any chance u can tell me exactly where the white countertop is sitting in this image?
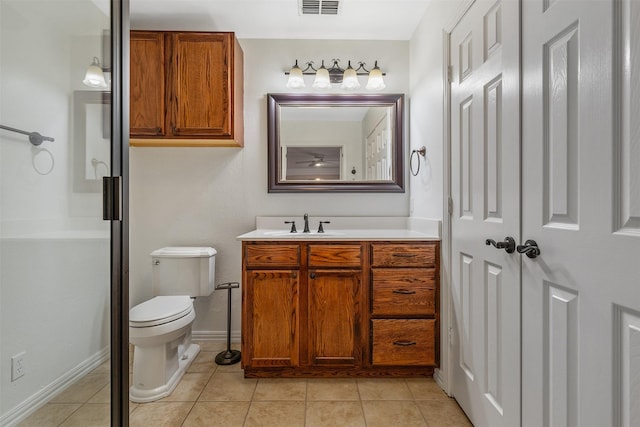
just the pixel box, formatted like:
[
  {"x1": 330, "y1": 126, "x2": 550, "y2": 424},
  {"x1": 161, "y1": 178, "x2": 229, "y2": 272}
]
[{"x1": 237, "y1": 216, "x2": 440, "y2": 241}]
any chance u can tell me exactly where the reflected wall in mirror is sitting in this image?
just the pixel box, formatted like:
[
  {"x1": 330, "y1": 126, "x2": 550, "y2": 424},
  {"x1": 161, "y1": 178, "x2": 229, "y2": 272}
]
[
  {"x1": 73, "y1": 91, "x2": 110, "y2": 192},
  {"x1": 268, "y1": 93, "x2": 404, "y2": 192}
]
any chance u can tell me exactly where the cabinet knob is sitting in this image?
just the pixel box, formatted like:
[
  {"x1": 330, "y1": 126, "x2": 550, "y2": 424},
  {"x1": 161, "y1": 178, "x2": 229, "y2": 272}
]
[
  {"x1": 292, "y1": 272, "x2": 297, "y2": 279},
  {"x1": 310, "y1": 272, "x2": 316, "y2": 279}
]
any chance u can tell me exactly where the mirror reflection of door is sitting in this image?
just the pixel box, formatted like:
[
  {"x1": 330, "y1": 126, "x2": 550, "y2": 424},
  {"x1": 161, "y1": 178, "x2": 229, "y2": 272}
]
[
  {"x1": 365, "y1": 109, "x2": 392, "y2": 180},
  {"x1": 284, "y1": 146, "x2": 343, "y2": 180}
]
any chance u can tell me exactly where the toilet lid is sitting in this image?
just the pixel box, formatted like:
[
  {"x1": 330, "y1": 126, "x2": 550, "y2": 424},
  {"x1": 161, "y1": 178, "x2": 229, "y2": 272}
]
[{"x1": 130, "y1": 296, "x2": 193, "y2": 327}]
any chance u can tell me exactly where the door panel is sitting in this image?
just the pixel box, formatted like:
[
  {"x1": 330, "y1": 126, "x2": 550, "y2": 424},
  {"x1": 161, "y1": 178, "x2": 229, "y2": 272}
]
[
  {"x1": 522, "y1": 0, "x2": 640, "y2": 426},
  {"x1": 449, "y1": 1, "x2": 520, "y2": 426}
]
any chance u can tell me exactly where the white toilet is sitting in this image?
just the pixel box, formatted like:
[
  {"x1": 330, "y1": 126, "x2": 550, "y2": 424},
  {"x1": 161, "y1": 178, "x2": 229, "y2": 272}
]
[{"x1": 129, "y1": 246, "x2": 217, "y2": 403}]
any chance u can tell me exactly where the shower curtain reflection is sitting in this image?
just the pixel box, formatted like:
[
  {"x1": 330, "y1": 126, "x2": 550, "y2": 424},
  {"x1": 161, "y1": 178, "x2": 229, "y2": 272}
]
[{"x1": 0, "y1": 0, "x2": 113, "y2": 425}]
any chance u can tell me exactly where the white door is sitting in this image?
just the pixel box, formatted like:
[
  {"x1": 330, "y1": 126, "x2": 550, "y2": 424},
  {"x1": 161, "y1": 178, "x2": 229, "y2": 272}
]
[
  {"x1": 449, "y1": 1, "x2": 521, "y2": 425},
  {"x1": 521, "y1": 0, "x2": 640, "y2": 426}
]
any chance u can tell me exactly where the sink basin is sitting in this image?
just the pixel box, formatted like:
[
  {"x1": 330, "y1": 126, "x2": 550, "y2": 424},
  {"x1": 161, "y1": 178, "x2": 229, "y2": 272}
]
[{"x1": 262, "y1": 230, "x2": 345, "y2": 238}]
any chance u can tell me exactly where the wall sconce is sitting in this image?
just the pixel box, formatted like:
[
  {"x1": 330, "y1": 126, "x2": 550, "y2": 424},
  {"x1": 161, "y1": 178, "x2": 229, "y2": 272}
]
[
  {"x1": 82, "y1": 57, "x2": 110, "y2": 88},
  {"x1": 285, "y1": 59, "x2": 386, "y2": 90}
]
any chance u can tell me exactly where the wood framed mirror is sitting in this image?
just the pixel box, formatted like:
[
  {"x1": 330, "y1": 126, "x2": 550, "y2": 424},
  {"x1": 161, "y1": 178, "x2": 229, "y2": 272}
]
[{"x1": 267, "y1": 93, "x2": 405, "y2": 193}]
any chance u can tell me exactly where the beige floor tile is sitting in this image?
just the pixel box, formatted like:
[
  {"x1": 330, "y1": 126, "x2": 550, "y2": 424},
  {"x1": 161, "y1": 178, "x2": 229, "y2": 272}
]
[
  {"x1": 198, "y1": 372, "x2": 257, "y2": 401},
  {"x1": 306, "y1": 401, "x2": 366, "y2": 427},
  {"x1": 160, "y1": 372, "x2": 211, "y2": 402},
  {"x1": 362, "y1": 400, "x2": 427, "y2": 427},
  {"x1": 88, "y1": 384, "x2": 110, "y2": 404},
  {"x1": 244, "y1": 401, "x2": 305, "y2": 427},
  {"x1": 18, "y1": 403, "x2": 81, "y2": 427},
  {"x1": 182, "y1": 401, "x2": 250, "y2": 427},
  {"x1": 49, "y1": 373, "x2": 109, "y2": 404},
  {"x1": 252, "y1": 378, "x2": 307, "y2": 401},
  {"x1": 129, "y1": 402, "x2": 139, "y2": 414},
  {"x1": 416, "y1": 399, "x2": 473, "y2": 427},
  {"x1": 405, "y1": 377, "x2": 449, "y2": 400},
  {"x1": 59, "y1": 403, "x2": 110, "y2": 427},
  {"x1": 187, "y1": 351, "x2": 218, "y2": 374},
  {"x1": 214, "y1": 358, "x2": 244, "y2": 373},
  {"x1": 307, "y1": 378, "x2": 360, "y2": 401},
  {"x1": 357, "y1": 378, "x2": 413, "y2": 400},
  {"x1": 129, "y1": 402, "x2": 194, "y2": 427}
]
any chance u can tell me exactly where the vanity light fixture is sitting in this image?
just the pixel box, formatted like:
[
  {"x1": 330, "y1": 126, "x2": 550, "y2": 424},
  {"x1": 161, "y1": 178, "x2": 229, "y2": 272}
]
[
  {"x1": 285, "y1": 59, "x2": 385, "y2": 90},
  {"x1": 82, "y1": 57, "x2": 110, "y2": 88}
]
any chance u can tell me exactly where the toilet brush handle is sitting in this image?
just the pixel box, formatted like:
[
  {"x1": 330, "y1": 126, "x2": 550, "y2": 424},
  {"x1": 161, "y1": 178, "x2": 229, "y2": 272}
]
[{"x1": 215, "y1": 281, "x2": 239, "y2": 290}]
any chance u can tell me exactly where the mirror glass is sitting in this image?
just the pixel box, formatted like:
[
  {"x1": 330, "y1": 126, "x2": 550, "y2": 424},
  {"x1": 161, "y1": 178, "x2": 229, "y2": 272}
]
[
  {"x1": 268, "y1": 93, "x2": 404, "y2": 192},
  {"x1": 73, "y1": 91, "x2": 110, "y2": 192}
]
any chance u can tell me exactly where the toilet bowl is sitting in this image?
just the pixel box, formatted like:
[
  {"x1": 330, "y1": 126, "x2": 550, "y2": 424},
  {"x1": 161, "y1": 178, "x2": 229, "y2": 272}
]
[
  {"x1": 129, "y1": 247, "x2": 216, "y2": 403},
  {"x1": 129, "y1": 296, "x2": 200, "y2": 403}
]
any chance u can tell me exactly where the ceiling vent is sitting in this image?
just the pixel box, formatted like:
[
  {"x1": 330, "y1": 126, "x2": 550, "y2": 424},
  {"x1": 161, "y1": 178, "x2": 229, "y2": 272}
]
[{"x1": 300, "y1": 0, "x2": 340, "y2": 15}]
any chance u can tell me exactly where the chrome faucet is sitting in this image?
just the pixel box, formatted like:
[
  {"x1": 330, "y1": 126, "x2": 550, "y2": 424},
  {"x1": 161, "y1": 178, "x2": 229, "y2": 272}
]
[{"x1": 303, "y1": 213, "x2": 310, "y2": 233}]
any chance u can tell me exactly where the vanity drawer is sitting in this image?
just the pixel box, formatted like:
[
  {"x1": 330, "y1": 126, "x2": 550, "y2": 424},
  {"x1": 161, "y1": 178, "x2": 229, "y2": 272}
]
[
  {"x1": 245, "y1": 244, "x2": 300, "y2": 268},
  {"x1": 371, "y1": 268, "x2": 436, "y2": 316},
  {"x1": 371, "y1": 243, "x2": 436, "y2": 267},
  {"x1": 371, "y1": 319, "x2": 436, "y2": 366},
  {"x1": 308, "y1": 244, "x2": 361, "y2": 268}
]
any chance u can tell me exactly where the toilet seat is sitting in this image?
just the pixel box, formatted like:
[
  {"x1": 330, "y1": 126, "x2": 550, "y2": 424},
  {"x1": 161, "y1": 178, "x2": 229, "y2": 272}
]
[{"x1": 130, "y1": 296, "x2": 193, "y2": 328}]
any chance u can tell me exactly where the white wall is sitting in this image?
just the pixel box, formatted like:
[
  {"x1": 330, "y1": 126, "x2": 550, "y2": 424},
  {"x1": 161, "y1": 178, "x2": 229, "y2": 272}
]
[
  {"x1": 408, "y1": 0, "x2": 468, "y2": 220},
  {"x1": 129, "y1": 38, "x2": 410, "y2": 339}
]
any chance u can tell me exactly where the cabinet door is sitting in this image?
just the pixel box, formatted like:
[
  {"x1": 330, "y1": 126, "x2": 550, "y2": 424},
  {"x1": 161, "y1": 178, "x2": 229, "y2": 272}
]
[
  {"x1": 169, "y1": 32, "x2": 232, "y2": 138},
  {"x1": 308, "y1": 269, "x2": 361, "y2": 367},
  {"x1": 130, "y1": 31, "x2": 166, "y2": 136},
  {"x1": 243, "y1": 270, "x2": 299, "y2": 368}
]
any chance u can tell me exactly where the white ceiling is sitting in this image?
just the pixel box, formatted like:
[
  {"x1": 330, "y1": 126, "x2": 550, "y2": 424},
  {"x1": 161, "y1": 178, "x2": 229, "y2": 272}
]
[{"x1": 129, "y1": 0, "x2": 432, "y2": 40}]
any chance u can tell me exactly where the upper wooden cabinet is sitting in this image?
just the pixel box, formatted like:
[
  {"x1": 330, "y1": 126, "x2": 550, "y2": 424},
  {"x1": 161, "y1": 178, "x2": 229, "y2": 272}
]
[{"x1": 130, "y1": 31, "x2": 244, "y2": 147}]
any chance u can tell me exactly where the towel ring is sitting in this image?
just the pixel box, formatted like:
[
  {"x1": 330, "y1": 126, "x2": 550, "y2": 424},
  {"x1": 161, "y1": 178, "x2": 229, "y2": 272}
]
[
  {"x1": 32, "y1": 146, "x2": 55, "y2": 176},
  {"x1": 410, "y1": 146, "x2": 427, "y2": 176}
]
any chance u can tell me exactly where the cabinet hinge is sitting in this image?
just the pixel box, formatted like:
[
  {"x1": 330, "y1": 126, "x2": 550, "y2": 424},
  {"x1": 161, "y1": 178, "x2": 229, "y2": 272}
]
[
  {"x1": 449, "y1": 327, "x2": 454, "y2": 345},
  {"x1": 448, "y1": 197, "x2": 453, "y2": 215},
  {"x1": 447, "y1": 65, "x2": 453, "y2": 83}
]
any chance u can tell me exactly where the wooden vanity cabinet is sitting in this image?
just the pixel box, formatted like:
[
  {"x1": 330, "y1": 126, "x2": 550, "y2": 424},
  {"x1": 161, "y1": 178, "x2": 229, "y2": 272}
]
[
  {"x1": 241, "y1": 240, "x2": 439, "y2": 377},
  {"x1": 307, "y1": 244, "x2": 362, "y2": 368},
  {"x1": 130, "y1": 31, "x2": 244, "y2": 147},
  {"x1": 242, "y1": 245, "x2": 299, "y2": 368}
]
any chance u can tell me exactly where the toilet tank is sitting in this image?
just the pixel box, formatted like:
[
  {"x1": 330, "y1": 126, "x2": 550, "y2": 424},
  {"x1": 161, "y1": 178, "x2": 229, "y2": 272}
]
[{"x1": 150, "y1": 247, "x2": 217, "y2": 297}]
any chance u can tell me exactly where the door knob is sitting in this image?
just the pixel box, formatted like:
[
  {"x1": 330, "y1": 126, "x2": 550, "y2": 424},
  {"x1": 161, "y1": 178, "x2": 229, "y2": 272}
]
[
  {"x1": 485, "y1": 237, "x2": 516, "y2": 253},
  {"x1": 517, "y1": 240, "x2": 540, "y2": 259}
]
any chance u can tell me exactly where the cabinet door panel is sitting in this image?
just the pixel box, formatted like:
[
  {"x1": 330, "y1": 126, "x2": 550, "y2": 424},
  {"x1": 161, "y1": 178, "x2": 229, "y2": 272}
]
[
  {"x1": 130, "y1": 32, "x2": 166, "y2": 136},
  {"x1": 372, "y1": 319, "x2": 436, "y2": 366},
  {"x1": 244, "y1": 270, "x2": 299, "y2": 367},
  {"x1": 245, "y1": 244, "x2": 300, "y2": 268},
  {"x1": 371, "y1": 243, "x2": 437, "y2": 267},
  {"x1": 308, "y1": 244, "x2": 361, "y2": 267},
  {"x1": 371, "y1": 268, "x2": 436, "y2": 316},
  {"x1": 170, "y1": 32, "x2": 232, "y2": 137},
  {"x1": 308, "y1": 269, "x2": 361, "y2": 366}
]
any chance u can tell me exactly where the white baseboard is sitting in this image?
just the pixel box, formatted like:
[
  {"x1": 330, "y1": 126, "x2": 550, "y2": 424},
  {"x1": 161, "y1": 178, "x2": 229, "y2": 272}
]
[
  {"x1": 0, "y1": 347, "x2": 110, "y2": 427},
  {"x1": 192, "y1": 330, "x2": 241, "y2": 342}
]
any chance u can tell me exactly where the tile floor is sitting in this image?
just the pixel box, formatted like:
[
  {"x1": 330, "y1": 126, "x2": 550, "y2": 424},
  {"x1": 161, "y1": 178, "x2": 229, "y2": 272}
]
[{"x1": 19, "y1": 341, "x2": 472, "y2": 426}]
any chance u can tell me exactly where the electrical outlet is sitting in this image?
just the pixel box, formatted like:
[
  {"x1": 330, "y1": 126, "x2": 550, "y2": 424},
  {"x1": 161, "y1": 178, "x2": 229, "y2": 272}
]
[{"x1": 11, "y1": 352, "x2": 25, "y2": 381}]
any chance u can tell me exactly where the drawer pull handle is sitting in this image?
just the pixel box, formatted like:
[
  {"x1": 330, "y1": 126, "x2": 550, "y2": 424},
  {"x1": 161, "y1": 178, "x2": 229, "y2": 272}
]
[
  {"x1": 393, "y1": 289, "x2": 416, "y2": 295},
  {"x1": 393, "y1": 340, "x2": 417, "y2": 346},
  {"x1": 392, "y1": 253, "x2": 417, "y2": 258}
]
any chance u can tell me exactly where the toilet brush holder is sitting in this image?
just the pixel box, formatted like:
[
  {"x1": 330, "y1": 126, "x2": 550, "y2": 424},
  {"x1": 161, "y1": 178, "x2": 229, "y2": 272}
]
[{"x1": 214, "y1": 281, "x2": 242, "y2": 365}]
